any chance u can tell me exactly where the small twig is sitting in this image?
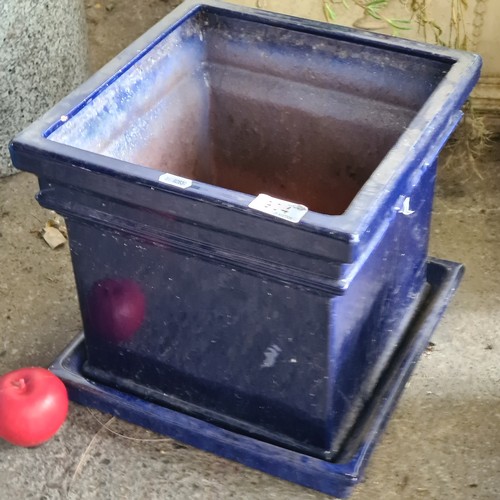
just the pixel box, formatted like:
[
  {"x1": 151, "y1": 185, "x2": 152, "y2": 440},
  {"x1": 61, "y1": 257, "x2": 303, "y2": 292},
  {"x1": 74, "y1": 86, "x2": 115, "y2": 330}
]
[
  {"x1": 86, "y1": 408, "x2": 172, "y2": 442},
  {"x1": 30, "y1": 213, "x2": 44, "y2": 224},
  {"x1": 68, "y1": 415, "x2": 115, "y2": 496}
]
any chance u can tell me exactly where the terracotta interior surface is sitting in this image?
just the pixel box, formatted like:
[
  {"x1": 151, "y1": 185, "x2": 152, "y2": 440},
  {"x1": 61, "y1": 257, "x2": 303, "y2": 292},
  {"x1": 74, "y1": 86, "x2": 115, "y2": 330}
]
[{"x1": 49, "y1": 10, "x2": 449, "y2": 215}]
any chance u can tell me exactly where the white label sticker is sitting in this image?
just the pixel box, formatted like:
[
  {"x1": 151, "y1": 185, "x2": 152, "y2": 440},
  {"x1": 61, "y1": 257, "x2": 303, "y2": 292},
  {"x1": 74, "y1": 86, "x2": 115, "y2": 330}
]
[
  {"x1": 249, "y1": 194, "x2": 308, "y2": 223},
  {"x1": 158, "y1": 173, "x2": 192, "y2": 189}
]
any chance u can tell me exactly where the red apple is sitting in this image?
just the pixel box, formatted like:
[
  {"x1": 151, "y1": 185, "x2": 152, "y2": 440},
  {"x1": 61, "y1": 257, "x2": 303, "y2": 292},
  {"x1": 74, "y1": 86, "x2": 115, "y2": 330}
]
[
  {"x1": 0, "y1": 367, "x2": 68, "y2": 447},
  {"x1": 88, "y1": 278, "x2": 146, "y2": 343}
]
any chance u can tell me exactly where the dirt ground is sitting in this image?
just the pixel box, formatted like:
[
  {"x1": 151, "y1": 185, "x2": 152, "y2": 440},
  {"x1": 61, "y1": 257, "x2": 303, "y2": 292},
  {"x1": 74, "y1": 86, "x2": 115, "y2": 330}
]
[{"x1": 1, "y1": 1, "x2": 499, "y2": 499}]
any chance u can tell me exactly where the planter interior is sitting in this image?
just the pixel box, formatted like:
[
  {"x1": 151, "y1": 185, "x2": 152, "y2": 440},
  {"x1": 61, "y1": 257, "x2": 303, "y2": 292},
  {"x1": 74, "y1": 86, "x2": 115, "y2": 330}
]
[{"x1": 48, "y1": 7, "x2": 449, "y2": 215}]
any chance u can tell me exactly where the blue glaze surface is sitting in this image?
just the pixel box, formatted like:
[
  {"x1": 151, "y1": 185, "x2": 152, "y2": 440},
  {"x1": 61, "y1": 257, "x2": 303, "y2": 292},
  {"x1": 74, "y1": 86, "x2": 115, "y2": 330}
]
[
  {"x1": 10, "y1": 1, "x2": 480, "y2": 458},
  {"x1": 50, "y1": 258, "x2": 464, "y2": 498}
]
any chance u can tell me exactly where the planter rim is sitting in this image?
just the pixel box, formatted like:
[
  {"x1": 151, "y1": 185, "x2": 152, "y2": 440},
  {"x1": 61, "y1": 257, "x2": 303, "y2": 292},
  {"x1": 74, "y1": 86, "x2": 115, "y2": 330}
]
[{"x1": 10, "y1": 0, "x2": 481, "y2": 249}]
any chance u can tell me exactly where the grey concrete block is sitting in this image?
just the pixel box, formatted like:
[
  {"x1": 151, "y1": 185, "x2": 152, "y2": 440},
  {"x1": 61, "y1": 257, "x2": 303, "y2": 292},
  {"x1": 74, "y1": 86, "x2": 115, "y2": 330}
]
[{"x1": 0, "y1": 0, "x2": 89, "y2": 177}]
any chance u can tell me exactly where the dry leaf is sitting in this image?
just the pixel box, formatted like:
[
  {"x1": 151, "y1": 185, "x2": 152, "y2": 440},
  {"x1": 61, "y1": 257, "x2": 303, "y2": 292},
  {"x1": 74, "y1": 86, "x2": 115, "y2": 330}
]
[
  {"x1": 46, "y1": 218, "x2": 68, "y2": 238},
  {"x1": 43, "y1": 226, "x2": 67, "y2": 249}
]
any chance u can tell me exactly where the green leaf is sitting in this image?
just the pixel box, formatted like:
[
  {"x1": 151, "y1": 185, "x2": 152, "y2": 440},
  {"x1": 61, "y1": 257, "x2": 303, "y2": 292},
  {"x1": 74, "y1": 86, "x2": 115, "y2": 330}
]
[
  {"x1": 366, "y1": 8, "x2": 382, "y2": 20},
  {"x1": 388, "y1": 19, "x2": 412, "y2": 30},
  {"x1": 366, "y1": 0, "x2": 388, "y2": 6},
  {"x1": 323, "y1": 2, "x2": 337, "y2": 21},
  {"x1": 365, "y1": 0, "x2": 387, "y2": 19}
]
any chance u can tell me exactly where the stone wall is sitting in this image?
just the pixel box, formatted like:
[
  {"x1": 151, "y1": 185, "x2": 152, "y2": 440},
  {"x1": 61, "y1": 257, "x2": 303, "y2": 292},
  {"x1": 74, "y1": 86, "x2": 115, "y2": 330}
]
[{"x1": 0, "y1": 0, "x2": 89, "y2": 176}]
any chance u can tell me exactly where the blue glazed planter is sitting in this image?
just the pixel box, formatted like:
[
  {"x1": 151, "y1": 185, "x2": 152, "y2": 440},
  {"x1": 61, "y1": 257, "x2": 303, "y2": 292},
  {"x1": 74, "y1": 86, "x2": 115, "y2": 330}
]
[
  {"x1": 49, "y1": 259, "x2": 465, "y2": 498},
  {"x1": 10, "y1": 0, "x2": 480, "y2": 462}
]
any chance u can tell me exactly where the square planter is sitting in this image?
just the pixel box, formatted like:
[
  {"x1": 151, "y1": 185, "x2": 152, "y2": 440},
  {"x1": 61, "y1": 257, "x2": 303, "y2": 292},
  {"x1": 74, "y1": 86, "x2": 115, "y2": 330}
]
[
  {"x1": 49, "y1": 258, "x2": 465, "y2": 499},
  {"x1": 10, "y1": 0, "x2": 480, "y2": 462}
]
